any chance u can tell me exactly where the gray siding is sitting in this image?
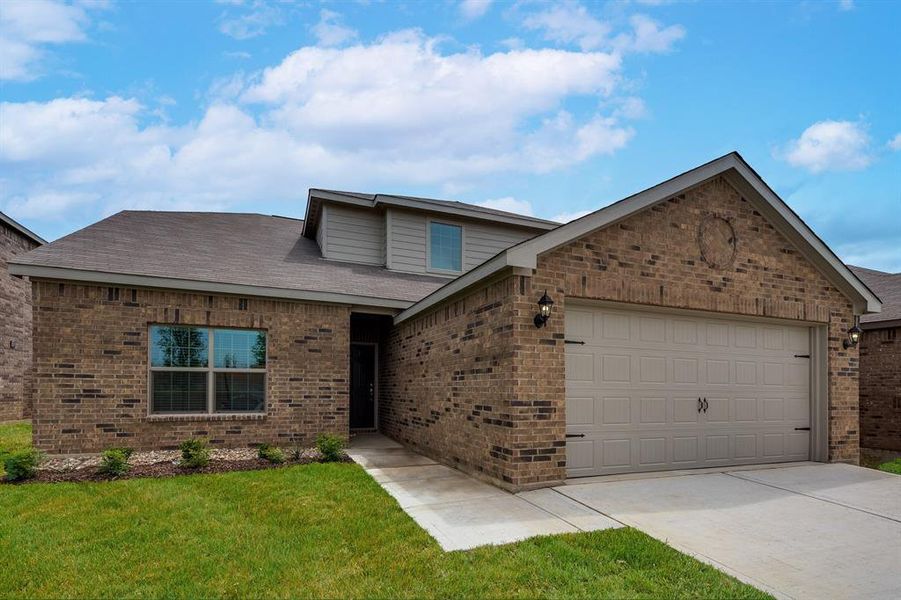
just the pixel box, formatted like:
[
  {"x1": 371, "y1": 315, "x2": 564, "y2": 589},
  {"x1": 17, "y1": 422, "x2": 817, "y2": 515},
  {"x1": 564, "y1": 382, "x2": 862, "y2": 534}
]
[
  {"x1": 463, "y1": 222, "x2": 534, "y2": 270},
  {"x1": 323, "y1": 204, "x2": 385, "y2": 265},
  {"x1": 387, "y1": 209, "x2": 427, "y2": 273},
  {"x1": 386, "y1": 208, "x2": 536, "y2": 275}
]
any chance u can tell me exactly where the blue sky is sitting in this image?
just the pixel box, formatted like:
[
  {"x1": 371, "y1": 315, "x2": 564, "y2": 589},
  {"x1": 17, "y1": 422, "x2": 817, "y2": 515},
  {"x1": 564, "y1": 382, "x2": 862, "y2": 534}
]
[{"x1": 1, "y1": 0, "x2": 899, "y2": 271}]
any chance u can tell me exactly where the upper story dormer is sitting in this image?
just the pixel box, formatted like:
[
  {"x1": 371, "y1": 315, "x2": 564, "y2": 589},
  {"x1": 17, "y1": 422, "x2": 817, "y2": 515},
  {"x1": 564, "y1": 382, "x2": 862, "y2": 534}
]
[{"x1": 302, "y1": 189, "x2": 559, "y2": 277}]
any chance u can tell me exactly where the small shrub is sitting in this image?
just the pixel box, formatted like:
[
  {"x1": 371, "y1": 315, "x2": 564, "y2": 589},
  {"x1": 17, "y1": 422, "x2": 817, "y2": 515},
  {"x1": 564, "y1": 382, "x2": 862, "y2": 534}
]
[
  {"x1": 107, "y1": 447, "x2": 134, "y2": 460},
  {"x1": 4, "y1": 448, "x2": 43, "y2": 482},
  {"x1": 257, "y1": 443, "x2": 285, "y2": 464},
  {"x1": 316, "y1": 434, "x2": 345, "y2": 462},
  {"x1": 179, "y1": 438, "x2": 210, "y2": 468},
  {"x1": 98, "y1": 448, "x2": 130, "y2": 477}
]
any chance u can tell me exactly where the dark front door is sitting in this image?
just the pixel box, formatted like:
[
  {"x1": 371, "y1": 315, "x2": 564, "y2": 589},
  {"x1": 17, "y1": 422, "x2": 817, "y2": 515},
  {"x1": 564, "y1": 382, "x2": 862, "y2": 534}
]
[{"x1": 350, "y1": 343, "x2": 376, "y2": 429}]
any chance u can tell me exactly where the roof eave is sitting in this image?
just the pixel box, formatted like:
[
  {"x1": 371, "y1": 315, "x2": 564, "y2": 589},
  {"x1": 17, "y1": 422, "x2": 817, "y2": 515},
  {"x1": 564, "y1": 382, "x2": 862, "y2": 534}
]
[
  {"x1": 0, "y1": 212, "x2": 47, "y2": 245},
  {"x1": 861, "y1": 318, "x2": 901, "y2": 330},
  {"x1": 8, "y1": 263, "x2": 413, "y2": 311},
  {"x1": 373, "y1": 196, "x2": 559, "y2": 230}
]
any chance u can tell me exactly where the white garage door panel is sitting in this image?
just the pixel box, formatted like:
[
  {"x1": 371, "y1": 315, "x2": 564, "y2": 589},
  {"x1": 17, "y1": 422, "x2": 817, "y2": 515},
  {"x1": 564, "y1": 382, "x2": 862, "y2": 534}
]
[{"x1": 565, "y1": 305, "x2": 811, "y2": 477}]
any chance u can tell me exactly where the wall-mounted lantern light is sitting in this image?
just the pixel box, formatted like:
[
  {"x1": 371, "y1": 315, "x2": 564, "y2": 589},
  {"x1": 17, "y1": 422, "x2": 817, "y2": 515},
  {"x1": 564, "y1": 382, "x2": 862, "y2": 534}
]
[
  {"x1": 843, "y1": 316, "x2": 862, "y2": 349},
  {"x1": 533, "y1": 290, "x2": 554, "y2": 328}
]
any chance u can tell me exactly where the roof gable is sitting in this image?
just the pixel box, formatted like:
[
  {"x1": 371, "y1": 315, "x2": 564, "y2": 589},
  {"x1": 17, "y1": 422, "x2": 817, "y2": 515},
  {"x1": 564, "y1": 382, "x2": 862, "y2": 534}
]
[
  {"x1": 396, "y1": 152, "x2": 882, "y2": 323},
  {"x1": 302, "y1": 188, "x2": 559, "y2": 239},
  {"x1": 0, "y1": 211, "x2": 46, "y2": 245}
]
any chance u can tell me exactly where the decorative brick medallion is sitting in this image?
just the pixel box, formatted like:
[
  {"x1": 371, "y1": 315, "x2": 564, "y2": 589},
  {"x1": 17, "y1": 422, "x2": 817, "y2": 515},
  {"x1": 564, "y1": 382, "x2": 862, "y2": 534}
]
[{"x1": 698, "y1": 215, "x2": 737, "y2": 269}]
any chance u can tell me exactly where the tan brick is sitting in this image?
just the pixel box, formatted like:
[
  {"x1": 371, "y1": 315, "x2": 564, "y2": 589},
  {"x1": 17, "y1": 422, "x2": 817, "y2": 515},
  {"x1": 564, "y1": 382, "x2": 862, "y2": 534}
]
[
  {"x1": 382, "y1": 176, "x2": 860, "y2": 490},
  {"x1": 1, "y1": 221, "x2": 39, "y2": 421}
]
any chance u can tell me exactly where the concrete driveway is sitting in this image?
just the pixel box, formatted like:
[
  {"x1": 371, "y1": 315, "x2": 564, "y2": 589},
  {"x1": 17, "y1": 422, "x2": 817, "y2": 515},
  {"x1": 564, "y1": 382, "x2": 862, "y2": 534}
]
[{"x1": 556, "y1": 463, "x2": 901, "y2": 600}]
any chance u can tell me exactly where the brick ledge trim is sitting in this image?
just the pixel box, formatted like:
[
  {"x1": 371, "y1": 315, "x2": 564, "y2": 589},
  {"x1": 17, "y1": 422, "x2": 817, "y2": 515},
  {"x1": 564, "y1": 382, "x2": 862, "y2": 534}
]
[{"x1": 146, "y1": 413, "x2": 267, "y2": 423}]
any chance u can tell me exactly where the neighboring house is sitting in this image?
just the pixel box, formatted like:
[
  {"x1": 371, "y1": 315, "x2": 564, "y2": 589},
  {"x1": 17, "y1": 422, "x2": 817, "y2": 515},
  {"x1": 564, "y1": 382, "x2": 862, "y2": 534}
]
[
  {"x1": 0, "y1": 212, "x2": 46, "y2": 421},
  {"x1": 848, "y1": 266, "x2": 900, "y2": 456},
  {"x1": 8, "y1": 152, "x2": 881, "y2": 491}
]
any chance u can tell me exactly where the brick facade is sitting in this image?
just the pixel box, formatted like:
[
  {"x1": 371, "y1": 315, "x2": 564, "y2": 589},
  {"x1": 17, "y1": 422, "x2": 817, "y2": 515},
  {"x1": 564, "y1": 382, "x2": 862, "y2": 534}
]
[
  {"x1": 1, "y1": 220, "x2": 40, "y2": 421},
  {"x1": 859, "y1": 326, "x2": 901, "y2": 452},
  {"x1": 382, "y1": 176, "x2": 859, "y2": 490},
  {"x1": 381, "y1": 276, "x2": 527, "y2": 488},
  {"x1": 30, "y1": 281, "x2": 350, "y2": 454}
]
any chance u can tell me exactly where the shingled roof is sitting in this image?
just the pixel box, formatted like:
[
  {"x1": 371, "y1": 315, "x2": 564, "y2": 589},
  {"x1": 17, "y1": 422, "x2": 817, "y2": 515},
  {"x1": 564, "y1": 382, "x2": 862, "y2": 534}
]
[
  {"x1": 848, "y1": 266, "x2": 901, "y2": 327},
  {"x1": 8, "y1": 211, "x2": 447, "y2": 308}
]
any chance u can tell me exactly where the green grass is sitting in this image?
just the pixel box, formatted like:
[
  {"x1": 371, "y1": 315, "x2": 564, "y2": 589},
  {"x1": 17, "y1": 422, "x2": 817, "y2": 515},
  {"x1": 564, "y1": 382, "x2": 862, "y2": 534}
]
[
  {"x1": 0, "y1": 421, "x2": 33, "y2": 478},
  {"x1": 876, "y1": 458, "x2": 901, "y2": 475},
  {"x1": 0, "y1": 421, "x2": 768, "y2": 599}
]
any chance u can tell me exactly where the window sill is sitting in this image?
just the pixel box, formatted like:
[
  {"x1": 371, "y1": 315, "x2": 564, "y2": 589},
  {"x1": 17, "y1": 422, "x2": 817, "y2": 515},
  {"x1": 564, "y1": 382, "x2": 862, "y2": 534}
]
[{"x1": 146, "y1": 413, "x2": 267, "y2": 422}]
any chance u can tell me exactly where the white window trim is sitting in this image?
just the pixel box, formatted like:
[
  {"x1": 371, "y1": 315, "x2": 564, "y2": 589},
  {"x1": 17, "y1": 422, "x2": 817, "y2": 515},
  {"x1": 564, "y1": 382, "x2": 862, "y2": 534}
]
[
  {"x1": 147, "y1": 325, "x2": 268, "y2": 416},
  {"x1": 426, "y1": 218, "x2": 465, "y2": 275}
]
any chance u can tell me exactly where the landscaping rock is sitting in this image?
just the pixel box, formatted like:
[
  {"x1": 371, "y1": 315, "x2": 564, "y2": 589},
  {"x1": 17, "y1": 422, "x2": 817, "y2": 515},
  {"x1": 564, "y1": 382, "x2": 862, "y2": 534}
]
[{"x1": 7, "y1": 446, "x2": 347, "y2": 484}]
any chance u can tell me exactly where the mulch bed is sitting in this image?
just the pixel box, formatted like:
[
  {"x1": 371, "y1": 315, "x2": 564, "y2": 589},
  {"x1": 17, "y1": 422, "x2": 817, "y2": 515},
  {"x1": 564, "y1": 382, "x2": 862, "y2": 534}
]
[{"x1": 4, "y1": 455, "x2": 354, "y2": 485}]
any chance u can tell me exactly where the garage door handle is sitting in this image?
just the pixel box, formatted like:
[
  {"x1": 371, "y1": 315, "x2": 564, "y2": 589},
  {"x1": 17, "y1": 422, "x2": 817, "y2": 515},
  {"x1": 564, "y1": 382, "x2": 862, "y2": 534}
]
[
  {"x1": 698, "y1": 397, "x2": 702, "y2": 413},
  {"x1": 565, "y1": 434, "x2": 586, "y2": 438},
  {"x1": 702, "y1": 398, "x2": 709, "y2": 413},
  {"x1": 794, "y1": 427, "x2": 811, "y2": 431}
]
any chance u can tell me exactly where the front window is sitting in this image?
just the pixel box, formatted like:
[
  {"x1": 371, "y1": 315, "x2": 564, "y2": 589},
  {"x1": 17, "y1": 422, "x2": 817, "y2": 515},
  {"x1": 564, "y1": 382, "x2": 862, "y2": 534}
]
[
  {"x1": 150, "y1": 325, "x2": 266, "y2": 414},
  {"x1": 429, "y1": 221, "x2": 463, "y2": 272}
]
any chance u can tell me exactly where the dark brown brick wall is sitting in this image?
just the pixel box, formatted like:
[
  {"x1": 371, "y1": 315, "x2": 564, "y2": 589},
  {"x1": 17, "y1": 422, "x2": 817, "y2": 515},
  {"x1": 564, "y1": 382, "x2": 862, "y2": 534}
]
[
  {"x1": 1, "y1": 221, "x2": 39, "y2": 421},
  {"x1": 383, "y1": 176, "x2": 860, "y2": 490},
  {"x1": 381, "y1": 276, "x2": 522, "y2": 487},
  {"x1": 31, "y1": 281, "x2": 350, "y2": 453},
  {"x1": 860, "y1": 326, "x2": 901, "y2": 451}
]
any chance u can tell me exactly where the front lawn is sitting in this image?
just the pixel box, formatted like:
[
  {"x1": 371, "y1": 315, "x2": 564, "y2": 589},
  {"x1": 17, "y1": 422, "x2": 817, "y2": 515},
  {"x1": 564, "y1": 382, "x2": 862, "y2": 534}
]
[
  {"x1": 876, "y1": 458, "x2": 901, "y2": 475},
  {"x1": 0, "y1": 422, "x2": 767, "y2": 599}
]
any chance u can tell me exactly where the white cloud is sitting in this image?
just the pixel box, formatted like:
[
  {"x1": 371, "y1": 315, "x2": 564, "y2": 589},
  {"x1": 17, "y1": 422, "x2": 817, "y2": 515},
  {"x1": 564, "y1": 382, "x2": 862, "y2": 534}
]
[
  {"x1": 522, "y1": 3, "x2": 684, "y2": 55},
  {"x1": 887, "y1": 133, "x2": 901, "y2": 151},
  {"x1": 311, "y1": 9, "x2": 357, "y2": 47},
  {"x1": 523, "y1": 2, "x2": 611, "y2": 51},
  {"x1": 839, "y1": 0, "x2": 855, "y2": 11},
  {"x1": 782, "y1": 120, "x2": 873, "y2": 173},
  {"x1": 5, "y1": 191, "x2": 99, "y2": 220},
  {"x1": 0, "y1": 0, "x2": 96, "y2": 81},
  {"x1": 551, "y1": 209, "x2": 592, "y2": 223},
  {"x1": 476, "y1": 197, "x2": 535, "y2": 216},
  {"x1": 499, "y1": 37, "x2": 524, "y2": 50},
  {"x1": 0, "y1": 31, "x2": 647, "y2": 222},
  {"x1": 218, "y1": 0, "x2": 284, "y2": 40},
  {"x1": 838, "y1": 240, "x2": 901, "y2": 273},
  {"x1": 459, "y1": 0, "x2": 493, "y2": 20},
  {"x1": 240, "y1": 29, "x2": 626, "y2": 166},
  {"x1": 618, "y1": 14, "x2": 685, "y2": 54},
  {"x1": 612, "y1": 96, "x2": 647, "y2": 119},
  {"x1": 475, "y1": 197, "x2": 597, "y2": 224}
]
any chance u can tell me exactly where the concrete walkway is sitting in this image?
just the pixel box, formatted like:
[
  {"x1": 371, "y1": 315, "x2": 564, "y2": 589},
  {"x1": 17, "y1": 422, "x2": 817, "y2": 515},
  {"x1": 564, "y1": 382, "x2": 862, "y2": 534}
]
[
  {"x1": 556, "y1": 463, "x2": 901, "y2": 600},
  {"x1": 347, "y1": 433, "x2": 621, "y2": 551}
]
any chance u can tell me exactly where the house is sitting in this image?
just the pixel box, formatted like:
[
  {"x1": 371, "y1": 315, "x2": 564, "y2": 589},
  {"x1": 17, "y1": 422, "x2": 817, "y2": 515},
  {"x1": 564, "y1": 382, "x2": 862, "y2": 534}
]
[
  {"x1": 848, "y1": 266, "x2": 900, "y2": 458},
  {"x1": 1, "y1": 212, "x2": 46, "y2": 422},
  {"x1": 8, "y1": 152, "x2": 881, "y2": 491}
]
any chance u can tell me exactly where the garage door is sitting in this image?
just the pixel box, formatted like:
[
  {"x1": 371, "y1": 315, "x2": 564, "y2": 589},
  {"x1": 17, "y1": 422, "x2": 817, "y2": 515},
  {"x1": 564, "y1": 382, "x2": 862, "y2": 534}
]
[{"x1": 565, "y1": 304, "x2": 811, "y2": 477}]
